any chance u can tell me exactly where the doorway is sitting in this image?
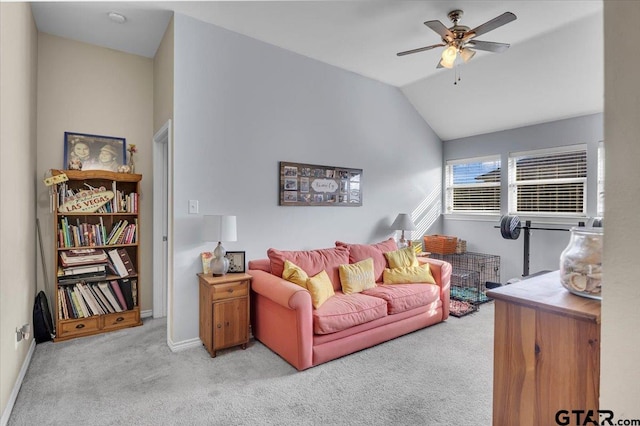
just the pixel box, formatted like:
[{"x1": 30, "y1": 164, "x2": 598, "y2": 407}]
[{"x1": 153, "y1": 120, "x2": 172, "y2": 326}]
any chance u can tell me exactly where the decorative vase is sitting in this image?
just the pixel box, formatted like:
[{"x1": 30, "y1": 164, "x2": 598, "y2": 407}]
[
  {"x1": 559, "y1": 227, "x2": 603, "y2": 300},
  {"x1": 128, "y1": 156, "x2": 135, "y2": 174}
]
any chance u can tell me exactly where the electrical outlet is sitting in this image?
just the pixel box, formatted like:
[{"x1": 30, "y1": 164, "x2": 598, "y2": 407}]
[{"x1": 188, "y1": 200, "x2": 199, "y2": 214}]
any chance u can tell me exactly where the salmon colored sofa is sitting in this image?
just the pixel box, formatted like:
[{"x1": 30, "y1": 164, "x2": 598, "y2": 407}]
[{"x1": 248, "y1": 238, "x2": 452, "y2": 371}]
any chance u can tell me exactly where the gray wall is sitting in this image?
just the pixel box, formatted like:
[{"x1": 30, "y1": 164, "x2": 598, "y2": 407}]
[
  {"x1": 170, "y1": 14, "x2": 443, "y2": 343},
  {"x1": 442, "y1": 113, "x2": 603, "y2": 282}
]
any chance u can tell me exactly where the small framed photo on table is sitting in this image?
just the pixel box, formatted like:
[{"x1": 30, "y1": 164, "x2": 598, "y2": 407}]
[{"x1": 225, "y1": 251, "x2": 246, "y2": 273}]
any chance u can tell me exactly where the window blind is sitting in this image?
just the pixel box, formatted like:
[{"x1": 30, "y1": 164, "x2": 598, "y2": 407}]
[
  {"x1": 446, "y1": 156, "x2": 501, "y2": 214},
  {"x1": 508, "y1": 146, "x2": 587, "y2": 215}
]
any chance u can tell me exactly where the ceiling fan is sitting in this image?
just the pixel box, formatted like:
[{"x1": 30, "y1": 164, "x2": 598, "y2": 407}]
[{"x1": 397, "y1": 10, "x2": 517, "y2": 69}]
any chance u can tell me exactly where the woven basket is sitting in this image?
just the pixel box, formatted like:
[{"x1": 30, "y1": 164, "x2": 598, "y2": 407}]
[{"x1": 423, "y1": 235, "x2": 458, "y2": 255}]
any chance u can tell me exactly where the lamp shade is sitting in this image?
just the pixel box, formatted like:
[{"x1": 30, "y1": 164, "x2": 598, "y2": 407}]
[
  {"x1": 202, "y1": 215, "x2": 237, "y2": 242},
  {"x1": 391, "y1": 214, "x2": 416, "y2": 231}
]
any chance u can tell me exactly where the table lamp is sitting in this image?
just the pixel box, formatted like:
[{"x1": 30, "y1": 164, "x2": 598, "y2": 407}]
[
  {"x1": 391, "y1": 213, "x2": 416, "y2": 248},
  {"x1": 203, "y1": 215, "x2": 237, "y2": 276}
]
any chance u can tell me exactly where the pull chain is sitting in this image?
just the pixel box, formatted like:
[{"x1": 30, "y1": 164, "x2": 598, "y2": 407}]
[{"x1": 453, "y1": 64, "x2": 462, "y2": 85}]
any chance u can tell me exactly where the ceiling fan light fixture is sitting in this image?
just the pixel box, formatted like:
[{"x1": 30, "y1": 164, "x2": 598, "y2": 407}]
[
  {"x1": 460, "y1": 48, "x2": 476, "y2": 63},
  {"x1": 440, "y1": 56, "x2": 455, "y2": 69},
  {"x1": 441, "y1": 45, "x2": 457, "y2": 62}
]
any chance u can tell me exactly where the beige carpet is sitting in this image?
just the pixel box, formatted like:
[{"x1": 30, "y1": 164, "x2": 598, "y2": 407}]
[{"x1": 9, "y1": 303, "x2": 494, "y2": 425}]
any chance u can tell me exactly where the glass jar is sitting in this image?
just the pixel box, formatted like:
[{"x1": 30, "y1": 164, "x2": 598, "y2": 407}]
[{"x1": 559, "y1": 227, "x2": 603, "y2": 300}]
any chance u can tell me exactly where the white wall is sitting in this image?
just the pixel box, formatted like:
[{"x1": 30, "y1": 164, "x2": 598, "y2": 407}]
[
  {"x1": 170, "y1": 14, "x2": 443, "y2": 343},
  {"x1": 442, "y1": 113, "x2": 603, "y2": 282},
  {"x1": 601, "y1": 1, "x2": 640, "y2": 416},
  {"x1": 0, "y1": 2, "x2": 38, "y2": 420}
]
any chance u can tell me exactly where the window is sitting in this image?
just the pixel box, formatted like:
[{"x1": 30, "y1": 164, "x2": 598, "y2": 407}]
[
  {"x1": 445, "y1": 156, "x2": 501, "y2": 214},
  {"x1": 508, "y1": 145, "x2": 587, "y2": 215},
  {"x1": 597, "y1": 141, "x2": 605, "y2": 216}
]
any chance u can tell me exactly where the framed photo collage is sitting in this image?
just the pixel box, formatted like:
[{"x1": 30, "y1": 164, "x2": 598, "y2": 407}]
[{"x1": 279, "y1": 161, "x2": 362, "y2": 207}]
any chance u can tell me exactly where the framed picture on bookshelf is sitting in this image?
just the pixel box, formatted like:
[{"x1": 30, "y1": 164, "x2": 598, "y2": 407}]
[
  {"x1": 225, "y1": 251, "x2": 246, "y2": 273},
  {"x1": 64, "y1": 131, "x2": 126, "y2": 172}
]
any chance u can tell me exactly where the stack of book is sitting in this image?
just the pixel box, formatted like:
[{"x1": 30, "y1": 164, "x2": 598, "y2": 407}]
[{"x1": 58, "y1": 248, "x2": 108, "y2": 284}]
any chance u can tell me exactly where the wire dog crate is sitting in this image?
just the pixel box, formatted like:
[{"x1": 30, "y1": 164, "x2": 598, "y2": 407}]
[{"x1": 430, "y1": 252, "x2": 500, "y2": 313}]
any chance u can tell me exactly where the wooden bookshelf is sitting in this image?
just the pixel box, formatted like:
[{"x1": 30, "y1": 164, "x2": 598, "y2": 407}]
[{"x1": 51, "y1": 169, "x2": 142, "y2": 341}]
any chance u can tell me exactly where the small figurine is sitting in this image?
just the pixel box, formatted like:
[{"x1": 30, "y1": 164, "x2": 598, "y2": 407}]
[{"x1": 68, "y1": 157, "x2": 82, "y2": 170}]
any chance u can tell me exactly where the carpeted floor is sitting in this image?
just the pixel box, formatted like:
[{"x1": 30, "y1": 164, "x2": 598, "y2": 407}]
[{"x1": 8, "y1": 303, "x2": 494, "y2": 425}]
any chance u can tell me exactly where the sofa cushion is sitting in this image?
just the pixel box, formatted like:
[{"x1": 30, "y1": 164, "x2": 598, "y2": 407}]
[
  {"x1": 313, "y1": 292, "x2": 388, "y2": 335},
  {"x1": 268, "y1": 246, "x2": 349, "y2": 290},
  {"x1": 282, "y1": 260, "x2": 309, "y2": 289},
  {"x1": 382, "y1": 264, "x2": 436, "y2": 285},
  {"x1": 335, "y1": 238, "x2": 398, "y2": 283},
  {"x1": 363, "y1": 284, "x2": 440, "y2": 315},
  {"x1": 338, "y1": 258, "x2": 376, "y2": 294},
  {"x1": 307, "y1": 270, "x2": 335, "y2": 309},
  {"x1": 384, "y1": 246, "x2": 419, "y2": 269}
]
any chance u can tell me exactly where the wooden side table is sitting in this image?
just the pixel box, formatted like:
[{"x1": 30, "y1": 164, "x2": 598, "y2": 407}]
[
  {"x1": 197, "y1": 273, "x2": 252, "y2": 357},
  {"x1": 486, "y1": 271, "x2": 600, "y2": 426}
]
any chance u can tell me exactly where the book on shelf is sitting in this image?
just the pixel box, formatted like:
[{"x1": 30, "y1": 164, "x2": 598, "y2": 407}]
[
  {"x1": 59, "y1": 249, "x2": 108, "y2": 267},
  {"x1": 108, "y1": 248, "x2": 136, "y2": 277},
  {"x1": 59, "y1": 264, "x2": 106, "y2": 276},
  {"x1": 70, "y1": 288, "x2": 86, "y2": 318},
  {"x1": 57, "y1": 271, "x2": 107, "y2": 285},
  {"x1": 119, "y1": 279, "x2": 135, "y2": 310},
  {"x1": 98, "y1": 282, "x2": 124, "y2": 312},
  {"x1": 76, "y1": 283, "x2": 100, "y2": 316},
  {"x1": 89, "y1": 282, "x2": 115, "y2": 313},
  {"x1": 109, "y1": 281, "x2": 129, "y2": 311}
]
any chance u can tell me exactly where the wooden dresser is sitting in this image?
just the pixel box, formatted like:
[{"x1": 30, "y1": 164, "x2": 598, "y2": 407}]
[
  {"x1": 198, "y1": 273, "x2": 251, "y2": 357},
  {"x1": 486, "y1": 271, "x2": 601, "y2": 426}
]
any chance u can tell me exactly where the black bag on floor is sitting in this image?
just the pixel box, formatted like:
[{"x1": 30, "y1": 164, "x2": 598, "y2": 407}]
[{"x1": 33, "y1": 290, "x2": 54, "y2": 343}]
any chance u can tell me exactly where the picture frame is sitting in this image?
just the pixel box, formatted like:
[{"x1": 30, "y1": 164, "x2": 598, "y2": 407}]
[
  {"x1": 279, "y1": 161, "x2": 363, "y2": 207},
  {"x1": 64, "y1": 131, "x2": 126, "y2": 172},
  {"x1": 201, "y1": 252, "x2": 214, "y2": 274},
  {"x1": 225, "y1": 251, "x2": 246, "y2": 273}
]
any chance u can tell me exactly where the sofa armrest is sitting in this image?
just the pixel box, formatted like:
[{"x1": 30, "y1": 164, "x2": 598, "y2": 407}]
[
  {"x1": 248, "y1": 269, "x2": 314, "y2": 370},
  {"x1": 418, "y1": 257, "x2": 452, "y2": 320}
]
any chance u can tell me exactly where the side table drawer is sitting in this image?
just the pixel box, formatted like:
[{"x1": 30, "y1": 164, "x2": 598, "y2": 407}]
[{"x1": 212, "y1": 281, "x2": 248, "y2": 301}]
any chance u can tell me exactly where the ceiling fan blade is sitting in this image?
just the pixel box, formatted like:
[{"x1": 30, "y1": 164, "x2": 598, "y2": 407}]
[
  {"x1": 466, "y1": 40, "x2": 510, "y2": 53},
  {"x1": 397, "y1": 43, "x2": 446, "y2": 57},
  {"x1": 467, "y1": 12, "x2": 517, "y2": 39},
  {"x1": 424, "y1": 20, "x2": 454, "y2": 42}
]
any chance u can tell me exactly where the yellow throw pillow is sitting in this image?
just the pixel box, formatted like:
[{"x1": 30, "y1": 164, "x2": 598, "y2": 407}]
[
  {"x1": 306, "y1": 270, "x2": 335, "y2": 309},
  {"x1": 339, "y1": 258, "x2": 377, "y2": 294},
  {"x1": 383, "y1": 264, "x2": 436, "y2": 285},
  {"x1": 384, "y1": 246, "x2": 419, "y2": 269},
  {"x1": 282, "y1": 260, "x2": 309, "y2": 289}
]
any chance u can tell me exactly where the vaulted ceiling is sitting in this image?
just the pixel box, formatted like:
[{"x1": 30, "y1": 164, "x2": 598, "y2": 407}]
[{"x1": 31, "y1": 1, "x2": 603, "y2": 141}]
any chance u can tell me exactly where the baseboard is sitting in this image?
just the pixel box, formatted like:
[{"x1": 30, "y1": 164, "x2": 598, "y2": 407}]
[
  {"x1": 1, "y1": 339, "x2": 36, "y2": 426},
  {"x1": 167, "y1": 336, "x2": 202, "y2": 352},
  {"x1": 140, "y1": 309, "x2": 153, "y2": 319}
]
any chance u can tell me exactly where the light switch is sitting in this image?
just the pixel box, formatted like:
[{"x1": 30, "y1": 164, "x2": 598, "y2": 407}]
[{"x1": 188, "y1": 200, "x2": 199, "y2": 214}]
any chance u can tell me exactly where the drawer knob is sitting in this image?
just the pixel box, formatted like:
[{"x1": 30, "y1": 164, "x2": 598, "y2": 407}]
[
  {"x1": 217, "y1": 323, "x2": 222, "y2": 329},
  {"x1": 76, "y1": 323, "x2": 85, "y2": 329},
  {"x1": 115, "y1": 317, "x2": 124, "y2": 323},
  {"x1": 227, "y1": 288, "x2": 233, "y2": 293}
]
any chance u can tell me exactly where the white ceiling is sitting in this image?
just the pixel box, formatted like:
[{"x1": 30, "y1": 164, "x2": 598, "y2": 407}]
[{"x1": 30, "y1": 1, "x2": 604, "y2": 141}]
